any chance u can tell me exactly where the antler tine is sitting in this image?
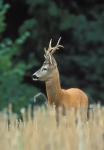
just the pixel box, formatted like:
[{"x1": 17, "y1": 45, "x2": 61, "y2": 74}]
[
  {"x1": 48, "y1": 38, "x2": 52, "y2": 51},
  {"x1": 51, "y1": 37, "x2": 64, "y2": 54},
  {"x1": 56, "y1": 37, "x2": 61, "y2": 46},
  {"x1": 44, "y1": 39, "x2": 52, "y2": 57},
  {"x1": 44, "y1": 47, "x2": 47, "y2": 58},
  {"x1": 44, "y1": 47, "x2": 47, "y2": 53}
]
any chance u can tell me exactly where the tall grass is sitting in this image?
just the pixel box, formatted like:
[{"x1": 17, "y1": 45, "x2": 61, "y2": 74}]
[{"x1": 0, "y1": 105, "x2": 104, "y2": 150}]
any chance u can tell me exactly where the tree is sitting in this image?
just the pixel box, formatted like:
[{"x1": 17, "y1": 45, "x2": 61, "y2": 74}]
[{"x1": 0, "y1": 1, "x2": 39, "y2": 112}]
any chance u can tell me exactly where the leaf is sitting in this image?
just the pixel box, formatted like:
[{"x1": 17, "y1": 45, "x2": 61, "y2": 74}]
[
  {"x1": 60, "y1": 12, "x2": 77, "y2": 31},
  {"x1": 19, "y1": 19, "x2": 38, "y2": 34},
  {"x1": 48, "y1": 2, "x2": 60, "y2": 17}
]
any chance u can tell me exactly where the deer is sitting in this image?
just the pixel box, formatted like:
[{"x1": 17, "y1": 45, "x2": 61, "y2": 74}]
[{"x1": 32, "y1": 37, "x2": 88, "y2": 124}]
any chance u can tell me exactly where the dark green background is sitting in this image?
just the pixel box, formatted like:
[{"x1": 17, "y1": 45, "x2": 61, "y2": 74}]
[{"x1": 0, "y1": 0, "x2": 104, "y2": 113}]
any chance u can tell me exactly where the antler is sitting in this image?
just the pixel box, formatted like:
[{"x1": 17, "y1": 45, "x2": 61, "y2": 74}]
[{"x1": 44, "y1": 37, "x2": 64, "y2": 58}]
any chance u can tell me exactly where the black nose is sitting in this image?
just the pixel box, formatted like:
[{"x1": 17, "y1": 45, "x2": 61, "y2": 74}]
[{"x1": 32, "y1": 74, "x2": 39, "y2": 80}]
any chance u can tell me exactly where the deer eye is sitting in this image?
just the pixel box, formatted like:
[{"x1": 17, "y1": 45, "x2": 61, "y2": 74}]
[{"x1": 42, "y1": 67, "x2": 47, "y2": 71}]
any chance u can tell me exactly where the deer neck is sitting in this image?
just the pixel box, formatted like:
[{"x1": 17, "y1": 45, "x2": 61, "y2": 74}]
[{"x1": 46, "y1": 68, "x2": 62, "y2": 105}]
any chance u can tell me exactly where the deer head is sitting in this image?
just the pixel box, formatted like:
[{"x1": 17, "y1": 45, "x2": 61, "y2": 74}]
[{"x1": 32, "y1": 37, "x2": 63, "y2": 81}]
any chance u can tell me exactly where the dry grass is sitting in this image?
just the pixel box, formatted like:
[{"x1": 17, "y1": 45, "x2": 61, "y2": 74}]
[{"x1": 0, "y1": 105, "x2": 104, "y2": 150}]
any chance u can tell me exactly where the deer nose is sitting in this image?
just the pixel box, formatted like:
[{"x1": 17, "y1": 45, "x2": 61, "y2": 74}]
[{"x1": 32, "y1": 74, "x2": 39, "y2": 80}]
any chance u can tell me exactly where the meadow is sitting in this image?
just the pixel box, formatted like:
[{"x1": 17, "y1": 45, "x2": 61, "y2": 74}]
[{"x1": 0, "y1": 104, "x2": 104, "y2": 150}]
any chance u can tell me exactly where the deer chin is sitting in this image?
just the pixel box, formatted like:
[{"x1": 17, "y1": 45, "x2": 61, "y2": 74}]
[
  {"x1": 32, "y1": 76, "x2": 39, "y2": 81},
  {"x1": 33, "y1": 76, "x2": 46, "y2": 82}
]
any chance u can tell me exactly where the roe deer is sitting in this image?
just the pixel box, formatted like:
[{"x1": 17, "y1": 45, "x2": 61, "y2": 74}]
[{"x1": 32, "y1": 38, "x2": 88, "y2": 122}]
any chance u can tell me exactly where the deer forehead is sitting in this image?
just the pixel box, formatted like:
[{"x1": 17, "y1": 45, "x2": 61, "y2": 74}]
[{"x1": 42, "y1": 63, "x2": 49, "y2": 69}]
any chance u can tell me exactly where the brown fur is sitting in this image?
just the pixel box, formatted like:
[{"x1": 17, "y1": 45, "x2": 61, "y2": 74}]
[{"x1": 46, "y1": 68, "x2": 88, "y2": 108}]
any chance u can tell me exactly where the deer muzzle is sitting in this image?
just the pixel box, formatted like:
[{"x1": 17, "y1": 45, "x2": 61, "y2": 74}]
[{"x1": 32, "y1": 73, "x2": 39, "y2": 81}]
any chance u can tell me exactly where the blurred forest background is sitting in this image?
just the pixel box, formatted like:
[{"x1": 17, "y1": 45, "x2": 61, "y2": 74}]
[{"x1": 0, "y1": 0, "x2": 104, "y2": 113}]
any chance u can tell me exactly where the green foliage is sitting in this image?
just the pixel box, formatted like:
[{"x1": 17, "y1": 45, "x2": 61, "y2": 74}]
[
  {"x1": 70, "y1": 13, "x2": 104, "y2": 100},
  {"x1": 0, "y1": 2, "x2": 39, "y2": 113},
  {"x1": 48, "y1": 1, "x2": 60, "y2": 17},
  {"x1": 0, "y1": 34, "x2": 39, "y2": 112},
  {"x1": 26, "y1": 0, "x2": 48, "y2": 6},
  {"x1": 0, "y1": 1, "x2": 9, "y2": 33},
  {"x1": 19, "y1": 19, "x2": 38, "y2": 35},
  {"x1": 73, "y1": 13, "x2": 104, "y2": 43},
  {"x1": 60, "y1": 11, "x2": 77, "y2": 31}
]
